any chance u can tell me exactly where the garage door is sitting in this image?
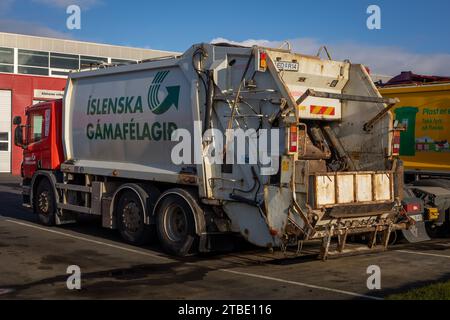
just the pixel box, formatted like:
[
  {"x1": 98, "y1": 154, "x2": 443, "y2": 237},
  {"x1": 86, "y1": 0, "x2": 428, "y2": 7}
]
[{"x1": 0, "y1": 90, "x2": 11, "y2": 173}]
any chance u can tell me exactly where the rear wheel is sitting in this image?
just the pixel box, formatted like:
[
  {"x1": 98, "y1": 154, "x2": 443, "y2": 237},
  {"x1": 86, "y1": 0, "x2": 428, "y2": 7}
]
[
  {"x1": 35, "y1": 178, "x2": 56, "y2": 226},
  {"x1": 426, "y1": 220, "x2": 449, "y2": 238},
  {"x1": 156, "y1": 193, "x2": 198, "y2": 256},
  {"x1": 116, "y1": 190, "x2": 151, "y2": 245}
]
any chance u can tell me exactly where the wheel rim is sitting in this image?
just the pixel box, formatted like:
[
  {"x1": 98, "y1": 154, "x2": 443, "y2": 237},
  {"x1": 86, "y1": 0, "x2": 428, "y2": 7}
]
[
  {"x1": 122, "y1": 201, "x2": 142, "y2": 233},
  {"x1": 163, "y1": 204, "x2": 188, "y2": 242},
  {"x1": 38, "y1": 191, "x2": 50, "y2": 214}
]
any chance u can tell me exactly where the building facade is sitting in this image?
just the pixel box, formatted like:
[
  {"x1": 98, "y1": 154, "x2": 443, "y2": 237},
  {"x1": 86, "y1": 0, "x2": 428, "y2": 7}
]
[{"x1": 0, "y1": 32, "x2": 176, "y2": 175}]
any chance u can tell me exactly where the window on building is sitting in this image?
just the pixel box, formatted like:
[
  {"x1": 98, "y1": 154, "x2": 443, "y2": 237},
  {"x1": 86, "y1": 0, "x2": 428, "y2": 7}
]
[
  {"x1": 18, "y1": 49, "x2": 49, "y2": 76},
  {"x1": 111, "y1": 58, "x2": 136, "y2": 65},
  {"x1": 30, "y1": 114, "x2": 44, "y2": 143},
  {"x1": 80, "y1": 55, "x2": 108, "y2": 69},
  {"x1": 0, "y1": 132, "x2": 8, "y2": 151},
  {"x1": 0, "y1": 47, "x2": 13, "y2": 64},
  {"x1": 18, "y1": 66, "x2": 49, "y2": 76},
  {"x1": 50, "y1": 70, "x2": 70, "y2": 77},
  {"x1": 18, "y1": 49, "x2": 49, "y2": 67},
  {"x1": 0, "y1": 47, "x2": 14, "y2": 74},
  {"x1": 50, "y1": 52, "x2": 79, "y2": 70},
  {"x1": 0, "y1": 64, "x2": 14, "y2": 73}
]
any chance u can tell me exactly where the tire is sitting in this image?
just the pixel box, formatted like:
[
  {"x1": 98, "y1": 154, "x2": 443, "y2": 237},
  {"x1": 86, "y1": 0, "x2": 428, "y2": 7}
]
[
  {"x1": 425, "y1": 222, "x2": 443, "y2": 238},
  {"x1": 116, "y1": 190, "x2": 151, "y2": 245},
  {"x1": 35, "y1": 178, "x2": 56, "y2": 226},
  {"x1": 156, "y1": 193, "x2": 198, "y2": 256}
]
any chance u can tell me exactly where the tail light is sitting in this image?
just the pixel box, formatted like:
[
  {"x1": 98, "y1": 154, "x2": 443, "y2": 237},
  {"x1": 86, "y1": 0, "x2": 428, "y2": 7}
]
[
  {"x1": 289, "y1": 125, "x2": 298, "y2": 153},
  {"x1": 256, "y1": 50, "x2": 267, "y2": 72},
  {"x1": 403, "y1": 203, "x2": 421, "y2": 213},
  {"x1": 392, "y1": 130, "x2": 401, "y2": 156}
]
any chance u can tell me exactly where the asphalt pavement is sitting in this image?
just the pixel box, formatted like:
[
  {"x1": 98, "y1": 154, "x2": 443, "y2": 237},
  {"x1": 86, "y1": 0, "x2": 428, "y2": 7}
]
[{"x1": 1, "y1": 174, "x2": 449, "y2": 300}]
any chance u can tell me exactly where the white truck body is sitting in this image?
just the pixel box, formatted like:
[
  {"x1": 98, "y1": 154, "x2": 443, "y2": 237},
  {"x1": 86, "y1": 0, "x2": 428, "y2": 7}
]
[{"x1": 59, "y1": 43, "x2": 407, "y2": 257}]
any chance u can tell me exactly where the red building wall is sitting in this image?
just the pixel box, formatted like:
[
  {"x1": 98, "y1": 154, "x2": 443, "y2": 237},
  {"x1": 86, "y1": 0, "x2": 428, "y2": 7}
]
[{"x1": 0, "y1": 73, "x2": 66, "y2": 176}]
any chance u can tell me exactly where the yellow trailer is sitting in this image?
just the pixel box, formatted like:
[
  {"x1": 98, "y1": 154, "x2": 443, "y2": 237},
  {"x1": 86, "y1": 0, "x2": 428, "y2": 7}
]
[
  {"x1": 379, "y1": 81, "x2": 450, "y2": 238},
  {"x1": 379, "y1": 83, "x2": 450, "y2": 173}
]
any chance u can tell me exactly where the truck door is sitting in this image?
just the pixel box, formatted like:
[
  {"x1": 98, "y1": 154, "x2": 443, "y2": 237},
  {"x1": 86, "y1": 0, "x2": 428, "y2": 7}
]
[{"x1": 23, "y1": 106, "x2": 51, "y2": 179}]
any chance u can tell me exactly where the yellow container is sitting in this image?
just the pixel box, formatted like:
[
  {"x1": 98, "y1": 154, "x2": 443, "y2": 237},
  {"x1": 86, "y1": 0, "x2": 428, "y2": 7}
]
[{"x1": 379, "y1": 83, "x2": 450, "y2": 173}]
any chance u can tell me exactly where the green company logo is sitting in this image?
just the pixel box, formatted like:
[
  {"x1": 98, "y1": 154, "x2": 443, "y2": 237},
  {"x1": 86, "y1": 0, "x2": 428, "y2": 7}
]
[{"x1": 148, "y1": 70, "x2": 180, "y2": 114}]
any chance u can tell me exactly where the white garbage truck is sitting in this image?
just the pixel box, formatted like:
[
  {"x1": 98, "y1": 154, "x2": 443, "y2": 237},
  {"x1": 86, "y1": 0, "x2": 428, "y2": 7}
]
[{"x1": 15, "y1": 43, "x2": 409, "y2": 258}]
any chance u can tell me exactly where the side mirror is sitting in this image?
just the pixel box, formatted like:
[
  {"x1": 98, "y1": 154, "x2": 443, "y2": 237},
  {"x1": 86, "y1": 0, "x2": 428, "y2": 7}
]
[
  {"x1": 14, "y1": 125, "x2": 24, "y2": 148},
  {"x1": 13, "y1": 116, "x2": 22, "y2": 125}
]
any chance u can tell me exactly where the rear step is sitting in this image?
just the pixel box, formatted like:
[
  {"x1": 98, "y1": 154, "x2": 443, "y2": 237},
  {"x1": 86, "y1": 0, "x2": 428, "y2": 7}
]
[
  {"x1": 322, "y1": 245, "x2": 387, "y2": 259},
  {"x1": 319, "y1": 224, "x2": 394, "y2": 260},
  {"x1": 53, "y1": 182, "x2": 94, "y2": 223}
]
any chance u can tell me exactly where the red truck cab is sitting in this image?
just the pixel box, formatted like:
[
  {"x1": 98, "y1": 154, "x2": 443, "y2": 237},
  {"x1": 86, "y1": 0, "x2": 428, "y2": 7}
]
[{"x1": 14, "y1": 99, "x2": 64, "y2": 179}]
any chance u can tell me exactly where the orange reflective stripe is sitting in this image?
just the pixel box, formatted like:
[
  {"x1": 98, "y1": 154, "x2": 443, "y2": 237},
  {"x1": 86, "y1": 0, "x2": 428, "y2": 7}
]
[
  {"x1": 310, "y1": 106, "x2": 322, "y2": 114},
  {"x1": 324, "y1": 107, "x2": 335, "y2": 115},
  {"x1": 310, "y1": 106, "x2": 335, "y2": 115}
]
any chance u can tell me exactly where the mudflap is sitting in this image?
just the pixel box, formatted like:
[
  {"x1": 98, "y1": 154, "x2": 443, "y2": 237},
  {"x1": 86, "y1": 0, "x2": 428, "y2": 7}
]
[
  {"x1": 223, "y1": 202, "x2": 279, "y2": 248},
  {"x1": 402, "y1": 221, "x2": 431, "y2": 243}
]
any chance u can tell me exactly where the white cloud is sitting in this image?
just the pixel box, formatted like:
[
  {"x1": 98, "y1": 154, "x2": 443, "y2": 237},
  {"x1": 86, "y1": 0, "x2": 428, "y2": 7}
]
[
  {"x1": 32, "y1": 0, "x2": 102, "y2": 9},
  {"x1": 211, "y1": 37, "x2": 450, "y2": 77},
  {"x1": 0, "y1": 19, "x2": 72, "y2": 38},
  {"x1": 211, "y1": 37, "x2": 320, "y2": 55}
]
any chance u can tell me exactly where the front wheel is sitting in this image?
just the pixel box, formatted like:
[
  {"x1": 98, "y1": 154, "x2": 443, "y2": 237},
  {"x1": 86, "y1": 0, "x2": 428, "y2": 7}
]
[
  {"x1": 35, "y1": 178, "x2": 56, "y2": 226},
  {"x1": 156, "y1": 193, "x2": 198, "y2": 256}
]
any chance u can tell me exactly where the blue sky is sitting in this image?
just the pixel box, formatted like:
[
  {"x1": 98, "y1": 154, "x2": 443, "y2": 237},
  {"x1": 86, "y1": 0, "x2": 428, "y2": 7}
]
[{"x1": 1, "y1": 0, "x2": 450, "y2": 75}]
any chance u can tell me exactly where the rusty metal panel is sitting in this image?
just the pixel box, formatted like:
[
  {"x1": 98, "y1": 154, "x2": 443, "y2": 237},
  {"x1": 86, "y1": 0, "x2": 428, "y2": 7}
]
[
  {"x1": 374, "y1": 173, "x2": 392, "y2": 201},
  {"x1": 313, "y1": 171, "x2": 395, "y2": 208},
  {"x1": 315, "y1": 175, "x2": 336, "y2": 206},
  {"x1": 356, "y1": 174, "x2": 372, "y2": 202},
  {"x1": 336, "y1": 175, "x2": 354, "y2": 204}
]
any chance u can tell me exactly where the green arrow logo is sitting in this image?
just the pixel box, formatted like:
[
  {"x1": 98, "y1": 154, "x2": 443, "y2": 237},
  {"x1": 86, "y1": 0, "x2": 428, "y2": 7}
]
[{"x1": 148, "y1": 71, "x2": 180, "y2": 114}]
